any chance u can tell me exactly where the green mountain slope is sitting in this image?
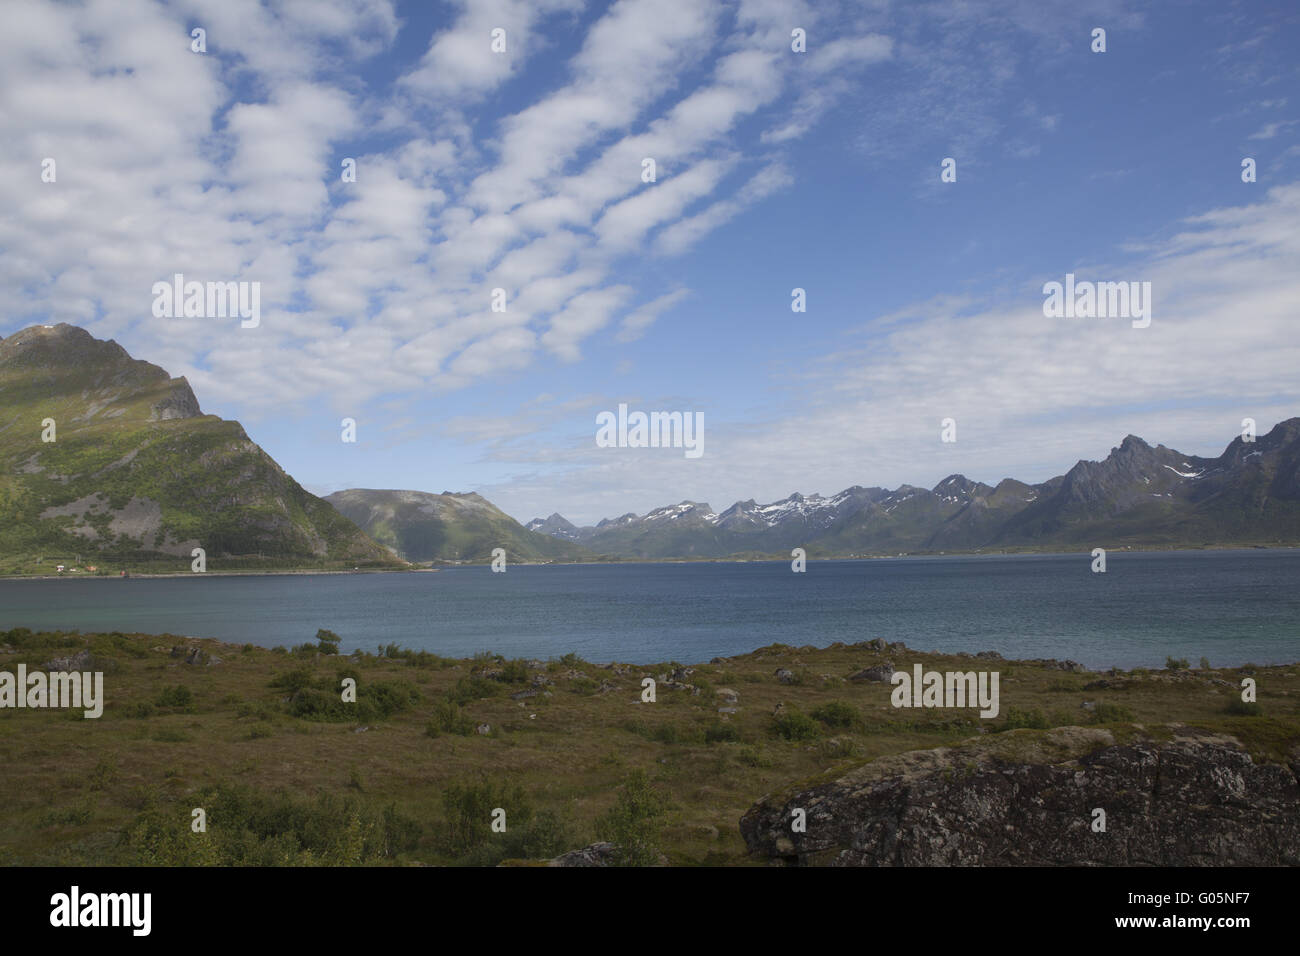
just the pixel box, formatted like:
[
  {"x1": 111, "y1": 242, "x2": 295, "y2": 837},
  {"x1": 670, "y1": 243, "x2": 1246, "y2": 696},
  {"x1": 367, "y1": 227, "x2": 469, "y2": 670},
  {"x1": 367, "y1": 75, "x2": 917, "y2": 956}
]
[
  {"x1": 324, "y1": 488, "x2": 595, "y2": 563},
  {"x1": 0, "y1": 324, "x2": 401, "y2": 573}
]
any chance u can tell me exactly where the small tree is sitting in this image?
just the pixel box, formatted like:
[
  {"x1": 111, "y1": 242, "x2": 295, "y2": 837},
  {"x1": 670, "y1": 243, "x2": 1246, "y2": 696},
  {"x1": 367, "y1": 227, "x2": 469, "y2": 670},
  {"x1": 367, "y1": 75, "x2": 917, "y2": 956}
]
[
  {"x1": 595, "y1": 770, "x2": 668, "y2": 867},
  {"x1": 316, "y1": 629, "x2": 342, "y2": 655}
]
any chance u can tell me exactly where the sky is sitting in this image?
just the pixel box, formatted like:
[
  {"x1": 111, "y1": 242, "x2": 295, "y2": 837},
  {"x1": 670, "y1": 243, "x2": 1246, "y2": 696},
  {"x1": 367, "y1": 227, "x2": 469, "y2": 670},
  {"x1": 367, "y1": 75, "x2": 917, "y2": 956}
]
[{"x1": 3, "y1": 0, "x2": 1299, "y2": 526}]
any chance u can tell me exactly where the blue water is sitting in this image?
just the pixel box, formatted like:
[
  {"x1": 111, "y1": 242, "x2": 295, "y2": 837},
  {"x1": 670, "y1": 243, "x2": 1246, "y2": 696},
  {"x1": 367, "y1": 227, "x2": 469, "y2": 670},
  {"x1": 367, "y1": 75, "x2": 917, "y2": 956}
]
[{"x1": 1, "y1": 551, "x2": 1297, "y2": 669}]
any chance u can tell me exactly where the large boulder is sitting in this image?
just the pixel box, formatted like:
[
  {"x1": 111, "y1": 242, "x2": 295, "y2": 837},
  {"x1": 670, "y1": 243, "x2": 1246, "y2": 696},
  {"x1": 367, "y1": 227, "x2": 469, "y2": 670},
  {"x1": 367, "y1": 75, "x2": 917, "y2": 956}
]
[
  {"x1": 45, "y1": 648, "x2": 92, "y2": 671},
  {"x1": 547, "y1": 842, "x2": 618, "y2": 867},
  {"x1": 740, "y1": 727, "x2": 1300, "y2": 866},
  {"x1": 848, "y1": 662, "x2": 894, "y2": 682}
]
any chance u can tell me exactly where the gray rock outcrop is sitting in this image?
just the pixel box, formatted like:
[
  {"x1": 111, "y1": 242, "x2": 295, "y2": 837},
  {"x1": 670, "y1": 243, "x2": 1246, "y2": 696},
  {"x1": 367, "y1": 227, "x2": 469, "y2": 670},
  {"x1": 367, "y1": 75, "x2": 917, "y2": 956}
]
[{"x1": 741, "y1": 727, "x2": 1300, "y2": 866}]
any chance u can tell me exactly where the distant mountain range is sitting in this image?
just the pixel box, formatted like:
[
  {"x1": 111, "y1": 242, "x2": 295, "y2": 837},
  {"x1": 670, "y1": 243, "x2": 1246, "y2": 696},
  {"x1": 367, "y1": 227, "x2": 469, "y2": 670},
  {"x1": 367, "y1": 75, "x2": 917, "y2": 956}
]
[
  {"x1": 525, "y1": 421, "x2": 1300, "y2": 557},
  {"x1": 4, "y1": 324, "x2": 1297, "y2": 571},
  {"x1": 0, "y1": 324, "x2": 398, "y2": 572}
]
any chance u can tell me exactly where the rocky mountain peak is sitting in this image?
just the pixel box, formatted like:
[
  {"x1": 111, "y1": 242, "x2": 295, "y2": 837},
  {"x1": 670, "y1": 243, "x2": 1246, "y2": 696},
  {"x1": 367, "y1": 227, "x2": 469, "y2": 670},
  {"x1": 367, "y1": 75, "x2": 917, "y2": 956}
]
[
  {"x1": 526, "y1": 513, "x2": 579, "y2": 535},
  {"x1": 0, "y1": 323, "x2": 203, "y2": 423},
  {"x1": 1, "y1": 323, "x2": 133, "y2": 371}
]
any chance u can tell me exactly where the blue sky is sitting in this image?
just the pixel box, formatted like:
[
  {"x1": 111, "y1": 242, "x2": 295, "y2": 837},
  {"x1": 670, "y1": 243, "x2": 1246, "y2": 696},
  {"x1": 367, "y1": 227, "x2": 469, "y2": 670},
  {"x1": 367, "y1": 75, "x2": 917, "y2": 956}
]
[{"x1": 3, "y1": 0, "x2": 1299, "y2": 525}]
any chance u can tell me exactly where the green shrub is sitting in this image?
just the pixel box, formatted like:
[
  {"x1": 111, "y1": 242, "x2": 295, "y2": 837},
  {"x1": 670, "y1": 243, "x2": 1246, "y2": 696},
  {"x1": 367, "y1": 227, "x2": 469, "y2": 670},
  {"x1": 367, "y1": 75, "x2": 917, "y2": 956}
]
[
  {"x1": 1089, "y1": 702, "x2": 1134, "y2": 723},
  {"x1": 378, "y1": 645, "x2": 452, "y2": 668},
  {"x1": 446, "y1": 675, "x2": 501, "y2": 704},
  {"x1": 772, "y1": 709, "x2": 821, "y2": 741},
  {"x1": 426, "y1": 698, "x2": 474, "y2": 737},
  {"x1": 39, "y1": 803, "x2": 93, "y2": 827},
  {"x1": 594, "y1": 770, "x2": 668, "y2": 867},
  {"x1": 454, "y1": 809, "x2": 569, "y2": 867},
  {"x1": 619, "y1": 718, "x2": 650, "y2": 738},
  {"x1": 266, "y1": 661, "x2": 421, "y2": 723},
  {"x1": 649, "y1": 723, "x2": 706, "y2": 745},
  {"x1": 440, "y1": 777, "x2": 567, "y2": 864},
  {"x1": 1165, "y1": 656, "x2": 1189, "y2": 671},
  {"x1": 120, "y1": 700, "x2": 155, "y2": 718},
  {"x1": 998, "y1": 707, "x2": 1049, "y2": 731},
  {"x1": 498, "y1": 659, "x2": 530, "y2": 683},
  {"x1": 366, "y1": 680, "x2": 420, "y2": 717},
  {"x1": 285, "y1": 687, "x2": 349, "y2": 721},
  {"x1": 315, "y1": 629, "x2": 341, "y2": 654},
  {"x1": 154, "y1": 685, "x2": 194, "y2": 710},
  {"x1": 441, "y1": 780, "x2": 506, "y2": 858},
  {"x1": 121, "y1": 783, "x2": 422, "y2": 865},
  {"x1": 810, "y1": 700, "x2": 859, "y2": 729},
  {"x1": 88, "y1": 759, "x2": 118, "y2": 791},
  {"x1": 1225, "y1": 698, "x2": 1262, "y2": 717},
  {"x1": 236, "y1": 701, "x2": 272, "y2": 721},
  {"x1": 704, "y1": 722, "x2": 741, "y2": 744},
  {"x1": 821, "y1": 737, "x2": 857, "y2": 759},
  {"x1": 269, "y1": 667, "x2": 314, "y2": 694},
  {"x1": 286, "y1": 678, "x2": 417, "y2": 723},
  {"x1": 1199, "y1": 657, "x2": 1211, "y2": 671},
  {"x1": 650, "y1": 723, "x2": 681, "y2": 744}
]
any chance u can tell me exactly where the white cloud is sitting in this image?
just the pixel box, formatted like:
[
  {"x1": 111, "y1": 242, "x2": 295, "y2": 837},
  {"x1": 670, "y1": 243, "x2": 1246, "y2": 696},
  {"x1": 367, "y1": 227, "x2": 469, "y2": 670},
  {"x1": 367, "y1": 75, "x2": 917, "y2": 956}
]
[
  {"x1": 482, "y1": 182, "x2": 1300, "y2": 524},
  {"x1": 1248, "y1": 120, "x2": 1297, "y2": 140},
  {"x1": 616, "y1": 289, "x2": 691, "y2": 342},
  {"x1": 399, "y1": 0, "x2": 581, "y2": 101},
  {"x1": 654, "y1": 161, "x2": 792, "y2": 256},
  {"x1": 541, "y1": 285, "x2": 634, "y2": 360}
]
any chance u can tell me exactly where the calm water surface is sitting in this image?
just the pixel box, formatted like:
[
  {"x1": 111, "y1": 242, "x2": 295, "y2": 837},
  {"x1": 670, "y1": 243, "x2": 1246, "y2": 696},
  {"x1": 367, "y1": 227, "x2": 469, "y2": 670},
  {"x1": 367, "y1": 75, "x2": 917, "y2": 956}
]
[{"x1": 1, "y1": 550, "x2": 1297, "y2": 669}]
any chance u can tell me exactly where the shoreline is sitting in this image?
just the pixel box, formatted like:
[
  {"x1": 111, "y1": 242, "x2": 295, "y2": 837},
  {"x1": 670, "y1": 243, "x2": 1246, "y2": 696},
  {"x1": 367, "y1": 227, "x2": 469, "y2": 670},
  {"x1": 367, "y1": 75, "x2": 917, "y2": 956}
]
[
  {"x1": 1, "y1": 626, "x2": 1295, "y2": 674},
  {"x1": 3, "y1": 542, "x2": 1298, "y2": 581}
]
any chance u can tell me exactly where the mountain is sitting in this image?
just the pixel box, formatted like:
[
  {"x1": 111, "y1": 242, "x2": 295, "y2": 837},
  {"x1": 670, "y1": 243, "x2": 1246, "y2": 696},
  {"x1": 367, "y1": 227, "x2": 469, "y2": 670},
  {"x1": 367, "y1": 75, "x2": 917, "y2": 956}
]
[
  {"x1": 525, "y1": 513, "x2": 582, "y2": 540},
  {"x1": 0, "y1": 324, "x2": 400, "y2": 572},
  {"x1": 327, "y1": 489, "x2": 593, "y2": 563},
  {"x1": 10, "y1": 324, "x2": 1293, "y2": 568},
  {"x1": 995, "y1": 424, "x2": 1300, "y2": 547},
  {"x1": 529, "y1": 419, "x2": 1300, "y2": 558}
]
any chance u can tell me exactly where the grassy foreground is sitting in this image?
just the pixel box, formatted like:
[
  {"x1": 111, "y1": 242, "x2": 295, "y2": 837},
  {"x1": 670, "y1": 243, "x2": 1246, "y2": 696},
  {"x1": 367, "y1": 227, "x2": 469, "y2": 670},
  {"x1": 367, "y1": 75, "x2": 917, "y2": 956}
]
[{"x1": 1, "y1": 627, "x2": 1297, "y2": 866}]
